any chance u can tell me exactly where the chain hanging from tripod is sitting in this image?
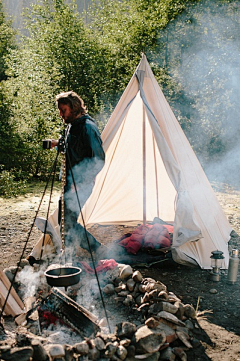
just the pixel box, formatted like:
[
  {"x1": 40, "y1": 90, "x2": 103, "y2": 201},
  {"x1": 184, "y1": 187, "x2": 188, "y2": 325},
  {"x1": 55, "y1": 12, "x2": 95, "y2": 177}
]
[{"x1": 59, "y1": 135, "x2": 67, "y2": 264}]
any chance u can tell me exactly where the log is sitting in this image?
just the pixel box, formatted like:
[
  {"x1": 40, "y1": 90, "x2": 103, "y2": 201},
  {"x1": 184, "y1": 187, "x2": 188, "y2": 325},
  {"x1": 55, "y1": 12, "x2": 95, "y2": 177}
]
[
  {"x1": 0, "y1": 269, "x2": 24, "y2": 309},
  {"x1": 38, "y1": 287, "x2": 100, "y2": 337},
  {"x1": 15, "y1": 297, "x2": 37, "y2": 326},
  {"x1": 0, "y1": 281, "x2": 24, "y2": 316}
]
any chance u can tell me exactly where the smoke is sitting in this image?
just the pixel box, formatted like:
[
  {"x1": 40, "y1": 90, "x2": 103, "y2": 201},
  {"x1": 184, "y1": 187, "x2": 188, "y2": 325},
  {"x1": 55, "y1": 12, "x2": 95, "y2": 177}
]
[
  {"x1": 205, "y1": 143, "x2": 240, "y2": 188},
  {"x1": 65, "y1": 157, "x2": 104, "y2": 215},
  {"x1": 16, "y1": 265, "x2": 47, "y2": 299},
  {"x1": 44, "y1": 324, "x2": 83, "y2": 345},
  {"x1": 160, "y1": 0, "x2": 240, "y2": 189}
]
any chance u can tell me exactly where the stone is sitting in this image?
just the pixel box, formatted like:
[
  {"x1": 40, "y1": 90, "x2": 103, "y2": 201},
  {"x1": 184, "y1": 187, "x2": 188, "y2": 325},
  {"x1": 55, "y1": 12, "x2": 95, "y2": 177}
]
[
  {"x1": 74, "y1": 341, "x2": 89, "y2": 355},
  {"x1": 132, "y1": 283, "x2": 140, "y2": 297},
  {"x1": 157, "y1": 311, "x2": 185, "y2": 326},
  {"x1": 145, "y1": 317, "x2": 160, "y2": 329},
  {"x1": 138, "y1": 352, "x2": 160, "y2": 361},
  {"x1": 120, "y1": 265, "x2": 133, "y2": 280},
  {"x1": 126, "y1": 344, "x2": 135, "y2": 358},
  {"x1": 143, "y1": 277, "x2": 156, "y2": 284},
  {"x1": 132, "y1": 271, "x2": 143, "y2": 283},
  {"x1": 176, "y1": 331, "x2": 192, "y2": 348},
  {"x1": 156, "y1": 324, "x2": 177, "y2": 344},
  {"x1": 114, "y1": 296, "x2": 125, "y2": 303},
  {"x1": 145, "y1": 282, "x2": 156, "y2": 293},
  {"x1": 99, "y1": 317, "x2": 108, "y2": 327},
  {"x1": 116, "y1": 345, "x2": 127, "y2": 360},
  {"x1": 183, "y1": 304, "x2": 196, "y2": 319},
  {"x1": 148, "y1": 302, "x2": 164, "y2": 316},
  {"x1": 191, "y1": 337, "x2": 202, "y2": 348},
  {"x1": 92, "y1": 337, "x2": 106, "y2": 351},
  {"x1": 0, "y1": 346, "x2": 11, "y2": 354},
  {"x1": 158, "y1": 291, "x2": 169, "y2": 300},
  {"x1": 142, "y1": 292, "x2": 150, "y2": 304},
  {"x1": 120, "y1": 339, "x2": 131, "y2": 348},
  {"x1": 159, "y1": 347, "x2": 176, "y2": 360},
  {"x1": 31, "y1": 339, "x2": 49, "y2": 361},
  {"x1": 132, "y1": 325, "x2": 166, "y2": 353},
  {"x1": 103, "y1": 284, "x2": 115, "y2": 295},
  {"x1": 161, "y1": 302, "x2": 178, "y2": 314},
  {"x1": 185, "y1": 319, "x2": 194, "y2": 331},
  {"x1": 88, "y1": 347, "x2": 100, "y2": 360},
  {"x1": 126, "y1": 278, "x2": 135, "y2": 292},
  {"x1": 138, "y1": 284, "x2": 146, "y2": 293},
  {"x1": 115, "y1": 322, "x2": 137, "y2": 338},
  {"x1": 172, "y1": 347, "x2": 187, "y2": 361},
  {"x1": 209, "y1": 288, "x2": 218, "y2": 294},
  {"x1": 65, "y1": 345, "x2": 74, "y2": 361},
  {"x1": 168, "y1": 292, "x2": 181, "y2": 301},
  {"x1": 137, "y1": 303, "x2": 150, "y2": 317},
  {"x1": 123, "y1": 294, "x2": 133, "y2": 306},
  {"x1": 118, "y1": 290, "x2": 130, "y2": 297},
  {"x1": 148, "y1": 289, "x2": 159, "y2": 300},
  {"x1": 125, "y1": 352, "x2": 160, "y2": 361},
  {"x1": 0, "y1": 346, "x2": 33, "y2": 361},
  {"x1": 174, "y1": 302, "x2": 185, "y2": 320},
  {"x1": 105, "y1": 342, "x2": 118, "y2": 358},
  {"x1": 115, "y1": 284, "x2": 127, "y2": 293},
  {"x1": 45, "y1": 344, "x2": 65, "y2": 359},
  {"x1": 135, "y1": 295, "x2": 143, "y2": 306},
  {"x1": 111, "y1": 355, "x2": 122, "y2": 361}
]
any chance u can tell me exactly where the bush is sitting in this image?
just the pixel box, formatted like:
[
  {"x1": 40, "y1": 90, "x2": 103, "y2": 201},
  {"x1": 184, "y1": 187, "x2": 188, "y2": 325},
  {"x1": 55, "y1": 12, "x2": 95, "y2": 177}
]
[{"x1": 0, "y1": 166, "x2": 27, "y2": 197}]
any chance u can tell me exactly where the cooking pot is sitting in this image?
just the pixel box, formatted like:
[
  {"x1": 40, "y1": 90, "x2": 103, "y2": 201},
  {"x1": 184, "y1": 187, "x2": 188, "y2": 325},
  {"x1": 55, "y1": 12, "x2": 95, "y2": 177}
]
[{"x1": 45, "y1": 266, "x2": 82, "y2": 288}]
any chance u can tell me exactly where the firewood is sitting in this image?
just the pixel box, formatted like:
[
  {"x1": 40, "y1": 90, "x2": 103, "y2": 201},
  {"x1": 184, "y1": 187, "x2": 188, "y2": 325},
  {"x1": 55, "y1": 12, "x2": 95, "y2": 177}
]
[
  {"x1": 0, "y1": 281, "x2": 24, "y2": 316},
  {"x1": 0, "y1": 269, "x2": 24, "y2": 309},
  {"x1": 38, "y1": 287, "x2": 100, "y2": 337}
]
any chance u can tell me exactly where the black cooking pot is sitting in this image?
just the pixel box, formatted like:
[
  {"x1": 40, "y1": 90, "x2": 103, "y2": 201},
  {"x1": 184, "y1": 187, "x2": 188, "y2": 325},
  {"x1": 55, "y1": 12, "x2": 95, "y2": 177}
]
[{"x1": 45, "y1": 266, "x2": 82, "y2": 288}]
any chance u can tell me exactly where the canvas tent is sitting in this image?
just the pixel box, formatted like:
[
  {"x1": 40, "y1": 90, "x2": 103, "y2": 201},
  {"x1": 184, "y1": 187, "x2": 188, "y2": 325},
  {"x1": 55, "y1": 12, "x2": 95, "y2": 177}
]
[{"x1": 81, "y1": 54, "x2": 232, "y2": 269}]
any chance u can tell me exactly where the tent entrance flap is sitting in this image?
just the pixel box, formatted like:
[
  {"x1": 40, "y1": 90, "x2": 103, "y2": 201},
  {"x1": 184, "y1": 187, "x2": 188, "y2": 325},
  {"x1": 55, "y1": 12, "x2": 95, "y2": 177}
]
[{"x1": 82, "y1": 92, "x2": 177, "y2": 225}]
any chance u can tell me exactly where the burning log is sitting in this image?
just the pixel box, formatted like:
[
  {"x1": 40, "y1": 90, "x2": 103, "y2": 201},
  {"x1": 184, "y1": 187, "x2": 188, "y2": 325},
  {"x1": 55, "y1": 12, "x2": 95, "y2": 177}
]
[{"x1": 38, "y1": 287, "x2": 100, "y2": 337}]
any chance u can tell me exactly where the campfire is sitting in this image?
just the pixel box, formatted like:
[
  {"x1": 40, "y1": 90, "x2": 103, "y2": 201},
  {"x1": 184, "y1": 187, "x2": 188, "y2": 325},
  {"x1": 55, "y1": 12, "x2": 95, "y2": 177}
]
[{"x1": 0, "y1": 259, "x2": 201, "y2": 361}]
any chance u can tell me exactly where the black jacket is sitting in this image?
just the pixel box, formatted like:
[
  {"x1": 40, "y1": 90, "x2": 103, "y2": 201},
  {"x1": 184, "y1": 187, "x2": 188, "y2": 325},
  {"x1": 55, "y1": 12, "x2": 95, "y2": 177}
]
[{"x1": 65, "y1": 114, "x2": 105, "y2": 172}]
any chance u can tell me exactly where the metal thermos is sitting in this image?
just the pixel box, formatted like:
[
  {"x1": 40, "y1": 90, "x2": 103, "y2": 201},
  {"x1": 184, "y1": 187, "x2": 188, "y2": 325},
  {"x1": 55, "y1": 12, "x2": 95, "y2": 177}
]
[{"x1": 227, "y1": 249, "x2": 239, "y2": 284}]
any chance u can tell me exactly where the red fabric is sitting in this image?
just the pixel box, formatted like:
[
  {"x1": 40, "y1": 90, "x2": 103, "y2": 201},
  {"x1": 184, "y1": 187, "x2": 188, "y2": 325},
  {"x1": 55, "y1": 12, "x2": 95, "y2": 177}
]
[
  {"x1": 80, "y1": 259, "x2": 118, "y2": 274},
  {"x1": 119, "y1": 224, "x2": 150, "y2": 254},
  {"x1": 144, "y1": 223, "x2": 171, "y2": 249},
  {"x1": 118, "y1": 223, "x2": 173, "y2": 254}
]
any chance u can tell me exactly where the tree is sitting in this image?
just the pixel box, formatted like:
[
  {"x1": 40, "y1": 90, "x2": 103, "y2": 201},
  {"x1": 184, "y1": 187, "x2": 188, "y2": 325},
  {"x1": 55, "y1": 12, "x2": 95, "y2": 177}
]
[
  {"x1": 4, "y1": 0, "x2": 107, "y2": 177},
  {"x1": 0, "y1": 0, "x2": 16, "y2": 81},
  {"x1": 0, "y1": 0, "x2": 19, "y2": 172}
]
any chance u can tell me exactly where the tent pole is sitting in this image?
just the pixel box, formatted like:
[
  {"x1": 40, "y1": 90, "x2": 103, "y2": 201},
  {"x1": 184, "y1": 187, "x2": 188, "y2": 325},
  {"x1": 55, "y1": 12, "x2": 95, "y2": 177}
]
[
  {"x1": 153, "y1": 135, "x2": 160, "y2": 218},
  {"x1": 143, "y1": 104, "x2": 146, "y2": 225}
]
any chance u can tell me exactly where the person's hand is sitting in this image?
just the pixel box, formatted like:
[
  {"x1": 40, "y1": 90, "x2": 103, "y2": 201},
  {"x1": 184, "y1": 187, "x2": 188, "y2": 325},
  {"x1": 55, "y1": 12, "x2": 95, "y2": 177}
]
[{"x1": 50, "y1": 139, "x2": 59, "y2": 148}]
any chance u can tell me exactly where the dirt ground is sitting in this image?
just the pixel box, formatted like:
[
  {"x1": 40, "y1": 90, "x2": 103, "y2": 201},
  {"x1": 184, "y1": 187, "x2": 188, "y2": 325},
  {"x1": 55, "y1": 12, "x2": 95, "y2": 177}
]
[{"x1": 0, "y1": 181, "x2": 240, "y2": 360}]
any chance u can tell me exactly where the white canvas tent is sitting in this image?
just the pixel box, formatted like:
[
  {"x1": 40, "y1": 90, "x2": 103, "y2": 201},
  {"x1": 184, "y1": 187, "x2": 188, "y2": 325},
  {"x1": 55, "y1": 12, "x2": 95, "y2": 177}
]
[{"x1": 81, "y1": 54, "x2": 232, "y2": 269}]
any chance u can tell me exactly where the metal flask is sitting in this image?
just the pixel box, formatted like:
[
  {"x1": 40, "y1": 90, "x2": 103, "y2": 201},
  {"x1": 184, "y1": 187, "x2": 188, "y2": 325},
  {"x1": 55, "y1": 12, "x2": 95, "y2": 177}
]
[{"x1": 227, "y1": 249, "x2": 239, "y2": 284}]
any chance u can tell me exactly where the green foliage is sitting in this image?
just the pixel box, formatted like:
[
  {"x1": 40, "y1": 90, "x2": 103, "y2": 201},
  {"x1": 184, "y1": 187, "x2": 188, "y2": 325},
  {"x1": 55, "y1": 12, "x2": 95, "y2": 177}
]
[
  {"x1": 86, "y1": 0, "x2": 191, "y2": 100},
  {"x1": 0, "y1": 1, "x2": 16, "y2": 81},
  {"x1": 21, "y1": 0, "x2": 107, "y2": 112},
  {"x1": 0, "y1": 165, "x2": 26, "y2": 197}
]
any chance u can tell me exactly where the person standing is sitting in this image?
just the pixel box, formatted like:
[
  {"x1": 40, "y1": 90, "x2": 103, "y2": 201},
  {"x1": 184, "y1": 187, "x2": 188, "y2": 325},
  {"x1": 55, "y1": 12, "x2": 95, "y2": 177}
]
[{"x1": 51, "y1": 91, "x2": 105, "y2": 260}]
